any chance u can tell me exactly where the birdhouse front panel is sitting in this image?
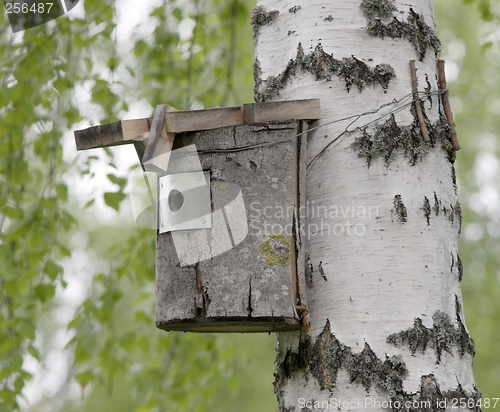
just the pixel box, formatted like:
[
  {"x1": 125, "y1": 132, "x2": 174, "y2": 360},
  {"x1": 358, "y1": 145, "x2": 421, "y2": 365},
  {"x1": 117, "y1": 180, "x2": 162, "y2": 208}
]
[{"x1": 155, "y1": 122, "x2": 308, "y2": 332}]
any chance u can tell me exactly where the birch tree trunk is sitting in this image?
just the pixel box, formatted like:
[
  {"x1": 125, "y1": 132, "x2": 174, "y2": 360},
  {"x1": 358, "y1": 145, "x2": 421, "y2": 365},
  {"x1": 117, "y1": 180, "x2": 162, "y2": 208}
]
[{"x1": 252, "y1": 1, "x2": 480, "y2": 410}]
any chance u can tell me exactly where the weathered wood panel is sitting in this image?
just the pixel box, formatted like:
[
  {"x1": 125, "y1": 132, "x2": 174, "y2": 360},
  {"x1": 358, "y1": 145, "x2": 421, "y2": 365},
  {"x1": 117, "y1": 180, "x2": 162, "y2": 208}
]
[{"x1": 155, "y1": 122, "x2": 307, "y2": 332}]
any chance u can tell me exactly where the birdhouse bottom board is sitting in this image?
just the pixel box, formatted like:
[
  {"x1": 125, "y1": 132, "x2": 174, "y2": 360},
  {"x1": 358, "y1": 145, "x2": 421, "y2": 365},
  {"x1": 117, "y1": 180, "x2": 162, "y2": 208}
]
[{"x1": 155, "y1": 121, "x2": 308, "y2": 332}]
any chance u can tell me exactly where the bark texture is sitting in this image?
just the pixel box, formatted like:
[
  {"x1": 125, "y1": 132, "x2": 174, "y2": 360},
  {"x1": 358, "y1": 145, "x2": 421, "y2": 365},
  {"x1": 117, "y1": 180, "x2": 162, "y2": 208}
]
[{"x1": 253, "y1": 0, "x2": 478, "y2": 410}]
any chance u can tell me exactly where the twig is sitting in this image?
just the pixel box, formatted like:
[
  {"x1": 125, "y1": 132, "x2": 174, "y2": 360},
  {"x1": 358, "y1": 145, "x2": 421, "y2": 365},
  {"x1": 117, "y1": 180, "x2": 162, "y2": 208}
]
[
  {"x1": 410, "y1": 60, "x2": 430, "y2": 142},
  {"x1": 437, "y1": 60, "x2": 460, "y2": 150}
]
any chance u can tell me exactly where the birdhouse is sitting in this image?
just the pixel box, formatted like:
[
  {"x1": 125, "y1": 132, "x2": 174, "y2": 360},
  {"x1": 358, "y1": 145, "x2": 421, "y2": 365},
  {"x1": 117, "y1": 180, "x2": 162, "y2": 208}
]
[{"x1": 74, "y1": 99, "x2": 320, "y2": 332}]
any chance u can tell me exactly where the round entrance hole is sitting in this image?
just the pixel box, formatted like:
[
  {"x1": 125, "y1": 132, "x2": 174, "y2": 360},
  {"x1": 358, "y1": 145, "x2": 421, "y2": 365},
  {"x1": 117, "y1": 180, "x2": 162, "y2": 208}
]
[{"x1": 168, "y1": 189, "x2": 184, "y2": 212}]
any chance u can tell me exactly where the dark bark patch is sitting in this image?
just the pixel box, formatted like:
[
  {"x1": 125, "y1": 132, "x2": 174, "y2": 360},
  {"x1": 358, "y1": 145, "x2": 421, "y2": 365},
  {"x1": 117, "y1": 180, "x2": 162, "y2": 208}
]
[
  {"x1": 423, "y1": 196, "x2": 431, "y2": 225},
  {"x1": 374, "y1": 355, "x2": 409, "y2": 397},
  {"x1": 392, "y1": 195, "x2": 407, "y2": 223},
  {"x1": 348, "y1": 342, "x2": 383, "y2": 391},
  {"x1": 360, "y1": 0, "x2": 397, "y2": 20},
  {"x1": 455, "y1": 294, "x2": 476, "y2": 357},
  {"x1": 443, "y1": 382, "x2": 482, "y2": 412},
  {"x1": 254, "y1": 44, "x2": 396, "y2": 102},
  {"x1": 274, "y1": 335, "x2": 310, "y2": 395},
  {"x1": 432, "y1": 311, "x2": 457, "y2": 362},
  {"x1": 387, "y1": 318, "x2": 433, "y2": 355},
  {"x1": 452, "y1": 166, "x2": 457, "y2": 192},
  {"x1": 309, "y1": 319, "x2": 347, "y2": 391},
  {"x1": 352, "y1": 114, "x2": 455, "y2": 167},
  {"x1": 401, "y1": 375, "x2": 482, "y2": 412},
  {"x1": 251, "y1": 6, "x2": 279, "y2": 35},
  {"x1": 289, "y1": 6, "x2": 301, "y2": 14},
  {"x1": 276, "y1": 321, "x2": 478, "y2": 410},
  {"x1": 278, "y1": 320, "x2": 409, "y2": 396},
  {"x1": 433, "y1": 192, "x2": 440, "y2": 215},
  {"x1": 417, "y1": 375, "x2": 445, "y2": 412},
  {"x1": 387, "y1": 309, "x2": 475, "y2": 363},
  {"x1": 366, "y1": 8, "x2": 440, "y2": 61},
  {"x1": 456, "y1": 253, "x2": 463, "y2": 282},
  {"x1": 455, "y1": 201, "x2": 462, "y2": 234}
]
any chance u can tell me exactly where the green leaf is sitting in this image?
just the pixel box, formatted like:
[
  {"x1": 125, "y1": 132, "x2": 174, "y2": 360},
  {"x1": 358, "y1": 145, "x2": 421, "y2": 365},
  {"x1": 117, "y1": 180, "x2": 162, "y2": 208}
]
[
  {"x1": 18, "y1": 319, "x2": 36, "y2": 340},
  {"x1": 44, "y1": 259, "x2": 63, "y2": 281},
  {"x1": 34, "y1": 284, "x2": 56, "y2": 303},
  {"x1": 9, "y1": 355, "x2": 23, "y2": 372},
  {"x1": 75, "y1": 371, "x2": 94, "y2": 389},
  {"x1": 14, "y1": 376, "x2": 24, "y2": 393},
  {"x1": 107, "y1": 173, "x2": 127, "y2": 189},
  {"x1": 104, "y1": 191, "x2": 127, "y2": 211},
  {"x1": 481, "y1": 42, "x2": 493, "y2": 51},
  {"x1": 28, "y1": 344, "x2": 41, "y2": 361},
  {"x1": 173, "y1": 7, "x2": 183, "y2": 21}
]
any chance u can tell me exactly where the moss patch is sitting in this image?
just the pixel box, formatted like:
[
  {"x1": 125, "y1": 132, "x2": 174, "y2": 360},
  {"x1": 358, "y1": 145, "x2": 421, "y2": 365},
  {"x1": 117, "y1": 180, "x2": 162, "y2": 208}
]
[{"x1": 260, "y1": 234, "x2": 291, "y2": 266}]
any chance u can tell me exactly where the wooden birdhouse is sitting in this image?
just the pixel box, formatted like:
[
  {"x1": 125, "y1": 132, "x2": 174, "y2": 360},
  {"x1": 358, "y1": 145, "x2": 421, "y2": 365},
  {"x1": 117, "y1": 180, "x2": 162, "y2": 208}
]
[{"x1": 74, "y1": 99, "x2": 320, "y2": 332}]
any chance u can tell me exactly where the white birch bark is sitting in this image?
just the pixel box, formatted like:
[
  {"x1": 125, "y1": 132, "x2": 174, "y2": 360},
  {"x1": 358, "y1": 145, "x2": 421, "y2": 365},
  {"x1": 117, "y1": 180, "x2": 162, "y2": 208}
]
[{"x1": 253, "y1": 0, "x2": 479, "y2": 410}]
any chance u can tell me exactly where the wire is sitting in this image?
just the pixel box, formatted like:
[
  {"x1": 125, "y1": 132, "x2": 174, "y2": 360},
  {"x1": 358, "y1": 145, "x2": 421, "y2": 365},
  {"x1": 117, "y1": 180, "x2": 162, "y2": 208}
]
[
  {"x1": 307, "y1": 88, "x2": 446, "y2": 169},
  {"x1": 195, "y1": 89, "x2": 448, "y2": 170}
]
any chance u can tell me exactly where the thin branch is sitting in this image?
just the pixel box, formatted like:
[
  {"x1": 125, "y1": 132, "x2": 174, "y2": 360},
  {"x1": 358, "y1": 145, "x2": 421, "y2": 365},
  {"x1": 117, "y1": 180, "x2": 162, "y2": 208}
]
[{"x1": 410, "y1": 60, "x2": 430, "y2": 142}]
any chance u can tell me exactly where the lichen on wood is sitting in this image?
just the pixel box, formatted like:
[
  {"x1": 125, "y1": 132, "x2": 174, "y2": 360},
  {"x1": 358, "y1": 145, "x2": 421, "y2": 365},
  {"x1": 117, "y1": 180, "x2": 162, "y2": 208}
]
[
  {"x1": 260, "y1": 234, "x2": 291, "y2": 266},
  {"x1": 254, "y1": 44, "x2": 395, "y2": 102},
  {"x1": 365, "y1": 8, "x2": 440, "y2": 61}
]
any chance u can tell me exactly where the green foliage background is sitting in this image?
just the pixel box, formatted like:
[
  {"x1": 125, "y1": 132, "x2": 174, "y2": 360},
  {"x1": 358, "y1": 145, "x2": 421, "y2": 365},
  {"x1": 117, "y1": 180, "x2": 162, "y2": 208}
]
[{"x1": 0, "y1": 0, "x2": 498, "y2": 410}]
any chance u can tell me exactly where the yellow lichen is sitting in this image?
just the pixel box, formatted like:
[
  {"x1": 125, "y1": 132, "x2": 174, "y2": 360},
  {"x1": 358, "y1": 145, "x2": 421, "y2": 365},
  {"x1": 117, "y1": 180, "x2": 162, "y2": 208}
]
[{"x1": 260, "y1": 235, "x2": 291, "y2": 266}]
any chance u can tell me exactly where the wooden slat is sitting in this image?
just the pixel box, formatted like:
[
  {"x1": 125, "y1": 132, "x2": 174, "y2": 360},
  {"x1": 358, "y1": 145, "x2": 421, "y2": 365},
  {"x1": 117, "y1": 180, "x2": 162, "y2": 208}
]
[
  {"x1": 165, "y1": 106, "x2": 244, "y2": 133},
  {"x1": 243, "y1": 99, "x2": 320, "y2": 124},
  {"x1": 74, "y1": 118, "x2": 152, "y2": 150},
  {"x1": 142, "y1": 105, "x2": 177, "y2": 172},
  {"x1": 74, "y1": 99, "x2": 321, "y2": 152}
]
